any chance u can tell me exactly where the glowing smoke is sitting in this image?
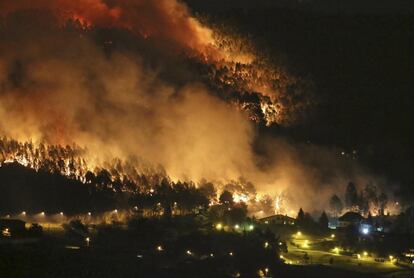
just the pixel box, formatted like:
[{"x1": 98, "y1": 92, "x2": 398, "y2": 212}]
[
  {"x1": 0, "y1": 0, "x2": 311, "y2": 126},
  {"x1": 0, "y1": 2, "x2": 390, "y2": 213}
]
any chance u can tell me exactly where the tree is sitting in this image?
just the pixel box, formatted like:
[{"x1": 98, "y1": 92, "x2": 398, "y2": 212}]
[
  {"x1": 96, "y1": 169, "x2": 112, "y2": 187},
  {"x1": 329, "y1": 195, "x2": 343, "y2": 216},
  {"x1": 363, "y1": 183, "x2": 379, "y2": 213},
  {"x1": 259, "y1": 195, "x2": 275, "y2": 215},
  {"x1": 219, "y1": 190, "x2": 233, "y2": 205},
  {"x1": 345, "y1": 182, "x2": 358, "y2": 209},
  {"x1": 358, "y1": 192, "x2": 369, "y2": 215},
  {"x1": 199, "y1": 181, "x2": 216, "y2": 201},
  {"x1": 318, "y1": 211, "x2": 329, "y2": 229},
  {"x1": 378, "y1": 192, "x2": 388, "y2": 215},
  {"x1": 157, "y1": 178, "x2": 173, "y2": 218},
  {"x1": 296, "y1": 208, "x2": 305, "y2": 225}
]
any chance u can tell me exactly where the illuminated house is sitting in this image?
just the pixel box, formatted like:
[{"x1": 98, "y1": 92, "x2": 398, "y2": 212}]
[
  {"x1": 338, "y1": 212, "x2": 364, "y2": 228},
  {"x1": 259, "y1": 214, "x2": 295, "y2": 226},
  {"x1": 0, "y1": 219, "x2": 26, "y2": 237}
]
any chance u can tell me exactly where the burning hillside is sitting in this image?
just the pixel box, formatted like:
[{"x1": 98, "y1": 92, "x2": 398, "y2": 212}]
[
  {"x1": 0, "y1": 0, "x2": 395, "y2": 215},
  {"x1": 0, "y1": 0, "x2": 311, "y2": 126}
]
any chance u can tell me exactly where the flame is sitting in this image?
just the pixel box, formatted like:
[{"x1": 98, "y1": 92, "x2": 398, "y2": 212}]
[
  {"x1": 0, "y1": 0, "x2": 308, "y2": 126},
  {"x1": 233, "y1": 193, "x2": 249, "y2": 204}
]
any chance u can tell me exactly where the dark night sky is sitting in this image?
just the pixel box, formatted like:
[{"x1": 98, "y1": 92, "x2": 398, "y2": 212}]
[{"x1": 185, "y1": 0, "x2": 414, "y2": 199}]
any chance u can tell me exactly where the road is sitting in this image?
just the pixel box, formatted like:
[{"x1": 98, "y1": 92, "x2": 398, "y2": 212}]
[{"x1": 280, "y1": 232, "x2": 413, "y2": 278}]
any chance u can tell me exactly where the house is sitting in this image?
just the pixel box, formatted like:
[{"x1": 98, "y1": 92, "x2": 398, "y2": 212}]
[
  {"x1": 338, "y1": 212, "x2": 364, "y2": 228},
  {"x1": 0, "y1": 218, "x2": 26, "y2": 237},
  {"x1": 259, "y1": 214, "x2": 295, "y2": 226}
]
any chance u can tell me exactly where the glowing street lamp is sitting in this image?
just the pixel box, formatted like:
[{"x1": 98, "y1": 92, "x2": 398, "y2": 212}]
[
  {"x1": 264, "y1": 242, "x2": 269, "y2": 248},
  {"x1": 264, "y1": 268, "x2": 269, "y2": 277},
  {"x1": 60, "y1": 212, "x2": 64, "y2": 216},
  {"x1": 88, "y1": 212, "x2": 91, "y2": 216},
  {"x1": 363, "y1": 251, "x2": 368, "y2": 257},
  {"x1": 215, "y1": 223, "x2": 222, "y2": 230},
  {"x1": 229, "y1": 252, "x2": 233, "y2": 256},
  {"x1": 296, "y1": 231, "x2": 302, "y2": 236},
  {"x1": 331, "y1": 234, "x2": 335, "y2": 238},
  {"x1": 40, "y1": 212, "x2": 45, "y2": 216},
  {"x1": 389, "y1": 255, "x2": 394, "y2": 262},
  {"x1": 248, "y1": 225, "x2": 254, "y2": 231},
  {"x1": 85, "y1": 237, "x2": 90, "y2": 247},
  {"x1": 21, "y1": 211, "x2": 26, "y2": 216},
  {"x1": 333, "y1": 247, "x2": 339, "y2": 254},
  {"x1": 186, "y1": 250, "x2": 192, "y2": 256},
  {"x1": 157, "y1": 245, "x2": 163, "y2": 252},
  {"x1": 234, "y1": 224, "x2": 239, "y2": 229}
]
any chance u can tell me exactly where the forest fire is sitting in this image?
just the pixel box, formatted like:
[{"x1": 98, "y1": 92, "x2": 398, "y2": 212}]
[
  {"x1": 0, "y1": 0, "x2": 309, "y2": 126},
  {"x1": 0, "y1": 2, "x2": 412, "y2": 277},
  {"x1": 0, "y1": 0, "x2": 399, "y2": 218}
]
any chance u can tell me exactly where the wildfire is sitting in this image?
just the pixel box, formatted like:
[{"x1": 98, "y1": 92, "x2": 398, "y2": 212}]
[
  {"x1": 233, "y1": 193, "x2": 249, "y2": 204},
  {"x1": 0, "y1": 138, "x2": 167, "y2": 192},
  {"x1": 0, "y1": 0, "x2": 310, "y2": 126}
]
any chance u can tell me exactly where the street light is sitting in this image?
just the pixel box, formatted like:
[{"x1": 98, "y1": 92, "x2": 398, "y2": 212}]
[
  {"x1": 157, "y1": 245, "x2": 163, "y2": 251},
  {"x1": 331, "y1": 234, "x2": 335, "y2": 238},
  {"x1": 215, "y1": 223, "x2": 222, "y2": 230}
]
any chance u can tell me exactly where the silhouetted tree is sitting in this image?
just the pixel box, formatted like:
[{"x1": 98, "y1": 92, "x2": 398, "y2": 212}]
[
  {"x1": 378, "y1": 192, "x2": 388, "y2": 215},
  {"x1": 296, "y1": 208, "x2": 305, "y2": 226},
  {"x1": 345, "y1": 182, "x2": 358, "y2": 209},
  {"x1": 329, "y1": 194, "x2": 343, "y2": 216},
  {"x1": 318, "y1": 211, "x2": 329, "y2": 230},
  {"x1": 199, "y1": 181, "x2": 216, "y2": 201},
  {"x1": 219, "y1": 190, "x2": 233, "y2": 205}
]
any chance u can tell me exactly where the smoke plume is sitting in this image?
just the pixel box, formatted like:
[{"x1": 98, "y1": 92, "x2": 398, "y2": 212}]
[{"x1": 0, "y1": 2, "x2": 390, "y2": 213}]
